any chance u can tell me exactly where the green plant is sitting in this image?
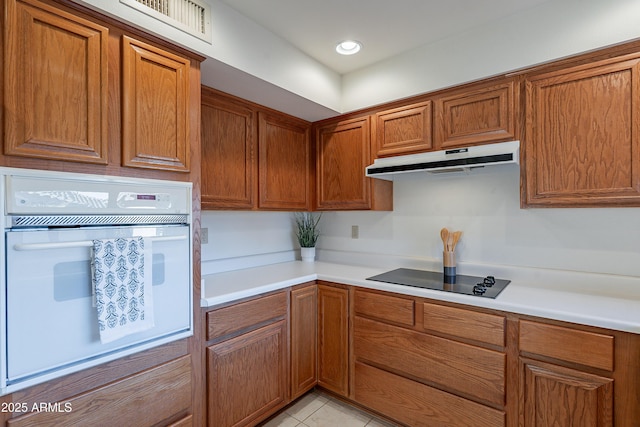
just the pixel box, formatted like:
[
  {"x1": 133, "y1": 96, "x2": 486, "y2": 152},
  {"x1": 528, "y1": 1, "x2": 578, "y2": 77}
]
[{"x1": 294, "y1": 212, "x2": 322, "y2": 247}]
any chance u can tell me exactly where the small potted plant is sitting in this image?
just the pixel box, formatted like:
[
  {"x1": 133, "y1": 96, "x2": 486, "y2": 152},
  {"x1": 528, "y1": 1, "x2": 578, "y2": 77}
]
[{"x1": 294, "y1": 212, "x2": 322, "y2": 262}]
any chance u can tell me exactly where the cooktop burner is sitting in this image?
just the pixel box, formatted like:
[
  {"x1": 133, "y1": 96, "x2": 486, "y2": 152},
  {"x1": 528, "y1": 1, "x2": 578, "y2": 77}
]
[{"x1": 366, "y1": 268, "x2": 510, "y2": 298}]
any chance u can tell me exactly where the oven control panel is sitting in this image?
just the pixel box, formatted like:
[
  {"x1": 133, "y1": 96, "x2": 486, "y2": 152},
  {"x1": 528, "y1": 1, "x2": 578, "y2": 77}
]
[
  {"x1": 117, "y1": 192, "x2": 172, "y2": 210},
  {"x1": 3, "y1": 170, "x2": 191, "y2": 215}
]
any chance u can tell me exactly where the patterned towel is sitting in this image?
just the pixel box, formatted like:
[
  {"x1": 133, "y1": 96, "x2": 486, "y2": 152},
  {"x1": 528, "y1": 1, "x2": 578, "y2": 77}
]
[{"x1": 91, "y1": 237, "x2": 154, "y2": 343}]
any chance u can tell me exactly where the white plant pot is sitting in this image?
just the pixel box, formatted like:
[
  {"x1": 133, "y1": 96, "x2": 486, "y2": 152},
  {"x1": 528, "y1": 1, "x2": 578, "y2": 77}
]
[{"x1": 300, "y1": 247, "x2": 316, "y2": 262}]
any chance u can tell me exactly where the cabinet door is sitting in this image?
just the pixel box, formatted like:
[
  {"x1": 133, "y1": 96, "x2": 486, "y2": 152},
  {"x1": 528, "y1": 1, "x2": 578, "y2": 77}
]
[
  {"x1": 4, "y1": 0, "x2": 108, "y2": 164},
  {"x1": 374, "y1": 101, "x2": 432, "y2": 157},
  {"x1": 316, "y1": 117, "x2": 371, "y2": 210},
  {"x1": 201, "y1": 92, "x2": 256, "y2": 209},
  {"x1": 258, "y1": 112, "x2": 311, "y2": 210},
  {"x1": 315, "y1": 117, "x2": 392, "y2": 210},
  {"x1": 522, "y1": 360, "x2": 613, "y2": 427},
  {"x1": 317, "y1": 284, "x2": 349, "y2": 396},
  {"x1": 290, "y1": 284, "x2": 317, "y2": 399},
  {"x1": 207, "y1": 321, "x2": 287, "y2": 427},
  {"x1": 435, "y1": 80, "x2": 516, "y2": 149},
  {"x1": 122, "y1": 35, "x2": 191, "y2": 172},
  {"x1": 524, "y1": 55, "x2": 640, "y2": 206}
]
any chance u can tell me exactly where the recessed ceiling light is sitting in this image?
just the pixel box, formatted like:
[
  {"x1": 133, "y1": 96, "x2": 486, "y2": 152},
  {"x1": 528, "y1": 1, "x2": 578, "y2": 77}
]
[{"x1": 336, "y1": 40, "x2": 362, "y2": 55}]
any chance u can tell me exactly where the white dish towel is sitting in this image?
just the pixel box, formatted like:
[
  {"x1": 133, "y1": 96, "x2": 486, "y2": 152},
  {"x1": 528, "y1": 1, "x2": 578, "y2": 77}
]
[{"x1": 91, "y1": 236, "x2": 154, "y2": 343}]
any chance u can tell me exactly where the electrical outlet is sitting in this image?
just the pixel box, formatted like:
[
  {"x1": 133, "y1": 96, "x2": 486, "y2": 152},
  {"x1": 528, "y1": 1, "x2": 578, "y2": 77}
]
[
  {"x1": 201, "y1": 227, "x2": 209, "y2": 244},
  {"x1": 351, "y1": 225, "x2": 359, "y2": 239}
]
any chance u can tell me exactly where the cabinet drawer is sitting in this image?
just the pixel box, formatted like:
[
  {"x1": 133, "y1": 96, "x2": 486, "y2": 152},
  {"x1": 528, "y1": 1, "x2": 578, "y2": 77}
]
[
  {"x1": 355, "y1": 289, "x2": 414, "y2": 326},
  {"x1": 8, "y1": 356, "x2": 191, "y2": 427},
  {"x1": 355, "y1": 362, "x2": 505, "y2": 427},
  {"x1": 519, "y1": 320, "x2": 614, "y2": 371},
  {"x1": 355, "y1": 316, "x2": 505, "y2": 405},
  {"x1": 207, "y1": 291, "x2": 287, "y2": 341},
  {"x1": 423, "y1": 302, "x2": 505, "y2": 347}
]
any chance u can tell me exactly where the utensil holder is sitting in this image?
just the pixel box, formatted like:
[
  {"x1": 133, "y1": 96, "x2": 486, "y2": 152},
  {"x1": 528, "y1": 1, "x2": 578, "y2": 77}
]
[{"x1": 443, "y1": 251, "x2": 456, "y2": 280}]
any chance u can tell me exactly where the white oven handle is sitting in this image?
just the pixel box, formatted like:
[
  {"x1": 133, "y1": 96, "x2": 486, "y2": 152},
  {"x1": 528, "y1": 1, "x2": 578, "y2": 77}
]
[{"x1": 12, "y1": 235, "x2": 187, "y2": 251}]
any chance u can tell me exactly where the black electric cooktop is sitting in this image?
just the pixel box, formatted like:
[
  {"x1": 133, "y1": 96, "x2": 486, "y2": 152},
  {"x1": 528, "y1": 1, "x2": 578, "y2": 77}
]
[{"x1": 366, "y1": 268, "x2": 510, "y2": 298}]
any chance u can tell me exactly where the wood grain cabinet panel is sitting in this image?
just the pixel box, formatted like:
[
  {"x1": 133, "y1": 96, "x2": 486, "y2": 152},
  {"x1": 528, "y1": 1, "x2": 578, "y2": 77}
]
[
  {"x1": 524, "y1": 55, "x2": 640, "y2": 206},
  {"x1": 201, "y1": 92, "x2": 255, "y2": 209},
  {"x1": 521, "y1": 360, "x2": 613, "y2": 427},
  {"x1": 207, "y1": 321, "x2": 287, "y2": 427},
  {"x1": 122, "y1": 35, "x2": 191, "y2": 172},
  {"x1": 290, "y1": 284, "x2": 317, "y2": 399},
  {"x1": 374, "y1": 101, "x2": 433, "y2": 157},
  {"x1": 258, "y1": 112, "x2": 311, "y2": 210},
  {"x1": 7, "y1": 356, "x2": 192, "y2": 427},
  {"x1": 355, "y1": 362, "x2": 505, "y2": 427},
  {"x1": 354, "y1": 289, "x2": 415, "y2": 327},
  {"x1": 354, "y1": 316, "x2": 506, "y2": 406},
  {"x1": 315, "y1": 117, "x2": 392, "y2": 210},
  {"x1": 423, "y1": 302, "x2": 505, "y2": 347},
  {"x1": 206, "y1": 291, "x2": 287, "y2": 341},
  {"x1": 519, "y1": 320, "x2": 614, "y2": 371},
  {"x1": 4, "y1": 0, "x2": 108, "y2": 164},
  {"x1": 435, "y1": 80, "x2": 516, "y2": 149},
  {"x1": 317, "y1": 283, "x2": 350, "y2": 396}
]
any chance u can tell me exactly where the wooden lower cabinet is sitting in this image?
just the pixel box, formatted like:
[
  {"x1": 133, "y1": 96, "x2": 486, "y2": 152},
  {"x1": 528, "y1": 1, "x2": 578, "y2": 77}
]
[
  {"x1": 207, "y1": 321, "x2": 288, "y2": 427},
  {"x1": 199, "y1": 284, "x2": 639, "y2": 427},
  {"x1": 354, "y1": 316, "x2": 506, "y2": 406},
  {"x1": 521, "y1": 360, "x2": 613, "y2": 427},
  {"x1": 290, "y1": 284, "x2": 317, "y2": 399},
  {"x1": 517, "y1": 318, "x2": 640, "y2": 426},
  {"x1": 317, "y1": 283, "x2": 350, "y2": 397},
  {"x1": 355, "y1": 362, "x2": 505, "y2": 427},
  {"x1": 352, "y1": 287, "x2": 507, "y2": 426},
  {"x1": 7, "y1": 356, "x2": 192, "y2": 426}
]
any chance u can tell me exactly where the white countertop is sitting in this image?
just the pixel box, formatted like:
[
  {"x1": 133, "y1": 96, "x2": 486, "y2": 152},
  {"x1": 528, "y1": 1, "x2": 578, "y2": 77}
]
[{"x1": 201, "y1": 261, "x2": 640, "y2": 334}]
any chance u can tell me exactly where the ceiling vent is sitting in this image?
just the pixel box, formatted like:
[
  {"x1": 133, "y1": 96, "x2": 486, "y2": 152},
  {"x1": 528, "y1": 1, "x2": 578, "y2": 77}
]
[{"x1": 120, "y1": 0, "x2": 212, "y2": 43}]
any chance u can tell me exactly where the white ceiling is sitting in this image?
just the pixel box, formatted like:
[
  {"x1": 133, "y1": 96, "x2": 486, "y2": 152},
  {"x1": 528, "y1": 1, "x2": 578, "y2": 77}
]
[{"x1": 219, "y1": 0, "x2": 553, "y2": 75}]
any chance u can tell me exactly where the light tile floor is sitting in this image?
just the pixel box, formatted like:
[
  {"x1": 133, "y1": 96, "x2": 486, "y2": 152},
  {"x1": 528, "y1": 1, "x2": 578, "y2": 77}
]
[{"x1": 261, "y1": 390, "x2": 399, "y2": 427}]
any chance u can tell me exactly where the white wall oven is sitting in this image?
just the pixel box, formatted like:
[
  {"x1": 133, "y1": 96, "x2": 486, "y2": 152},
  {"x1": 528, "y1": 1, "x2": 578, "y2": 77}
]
[{"x1": 0, "y1": 168, "x2": 193, "y2": 395}]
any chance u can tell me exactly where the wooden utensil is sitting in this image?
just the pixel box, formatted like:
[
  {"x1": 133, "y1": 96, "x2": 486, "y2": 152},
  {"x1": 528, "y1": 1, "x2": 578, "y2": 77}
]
[
  {"x1": 440, "y1": 228, "x2": 449, "y2": 250},
  {"x1": 451, "y1": 231, "x2": 462, "y2": 251}
]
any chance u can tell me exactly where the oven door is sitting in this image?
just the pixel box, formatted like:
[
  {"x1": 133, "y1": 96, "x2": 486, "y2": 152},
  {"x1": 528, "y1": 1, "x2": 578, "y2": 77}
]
[{"x1": 4, "y1": 224, "x2": 191, "y2": 390}]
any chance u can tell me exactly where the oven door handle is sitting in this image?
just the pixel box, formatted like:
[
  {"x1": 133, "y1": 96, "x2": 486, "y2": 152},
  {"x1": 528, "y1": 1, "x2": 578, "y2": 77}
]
[{"x1": 12, "y1": 235, "x2": 187, "y2": 251}]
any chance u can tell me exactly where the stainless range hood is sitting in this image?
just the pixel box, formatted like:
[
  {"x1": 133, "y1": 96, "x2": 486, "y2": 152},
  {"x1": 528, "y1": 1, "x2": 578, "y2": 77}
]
[{"x1": 365, "y1": 140, "x2": 519, "y2": 180}]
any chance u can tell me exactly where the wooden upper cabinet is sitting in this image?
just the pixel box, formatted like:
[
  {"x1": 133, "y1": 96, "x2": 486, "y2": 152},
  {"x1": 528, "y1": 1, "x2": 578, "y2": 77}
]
[
  {"x1": 524, "y1": 55, "x2": 640, "y2": 207},
  {"x1": 3, "y1": 0, "x2": 108, "y2": 164},
  {"x1": 315, "y1": 117, "x2": 392, "y2": 210},
  {"x1": 121, "y1": 35, "x2": 191, "y2": 172},
  {"x1": 435, "y1": 80, "x2": 517, "y2": 149},
  {"x1": 374, "y1": 101, "x2": 433, "y2": 157},
  {"x1": 201, "y1": 91, "x2": 256, "y2": 209},
  {"x1": 258, "y1": 112, "x2": 311, "y2": 210},
  {"x1": 200, "y1": 88, "x2": 312, "y2": 210}
]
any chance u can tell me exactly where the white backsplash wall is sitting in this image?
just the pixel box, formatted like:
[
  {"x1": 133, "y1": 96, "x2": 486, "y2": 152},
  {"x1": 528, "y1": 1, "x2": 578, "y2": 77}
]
[
  {"x1": 201, "y1": 165, "x2": 640, "y2": 277},
  {"x1": 320, "y1": 164, "x2": 640, "y2": 277},
  {"x1": 201, "y1": 210, "x2": 299, "y2": 274}
]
